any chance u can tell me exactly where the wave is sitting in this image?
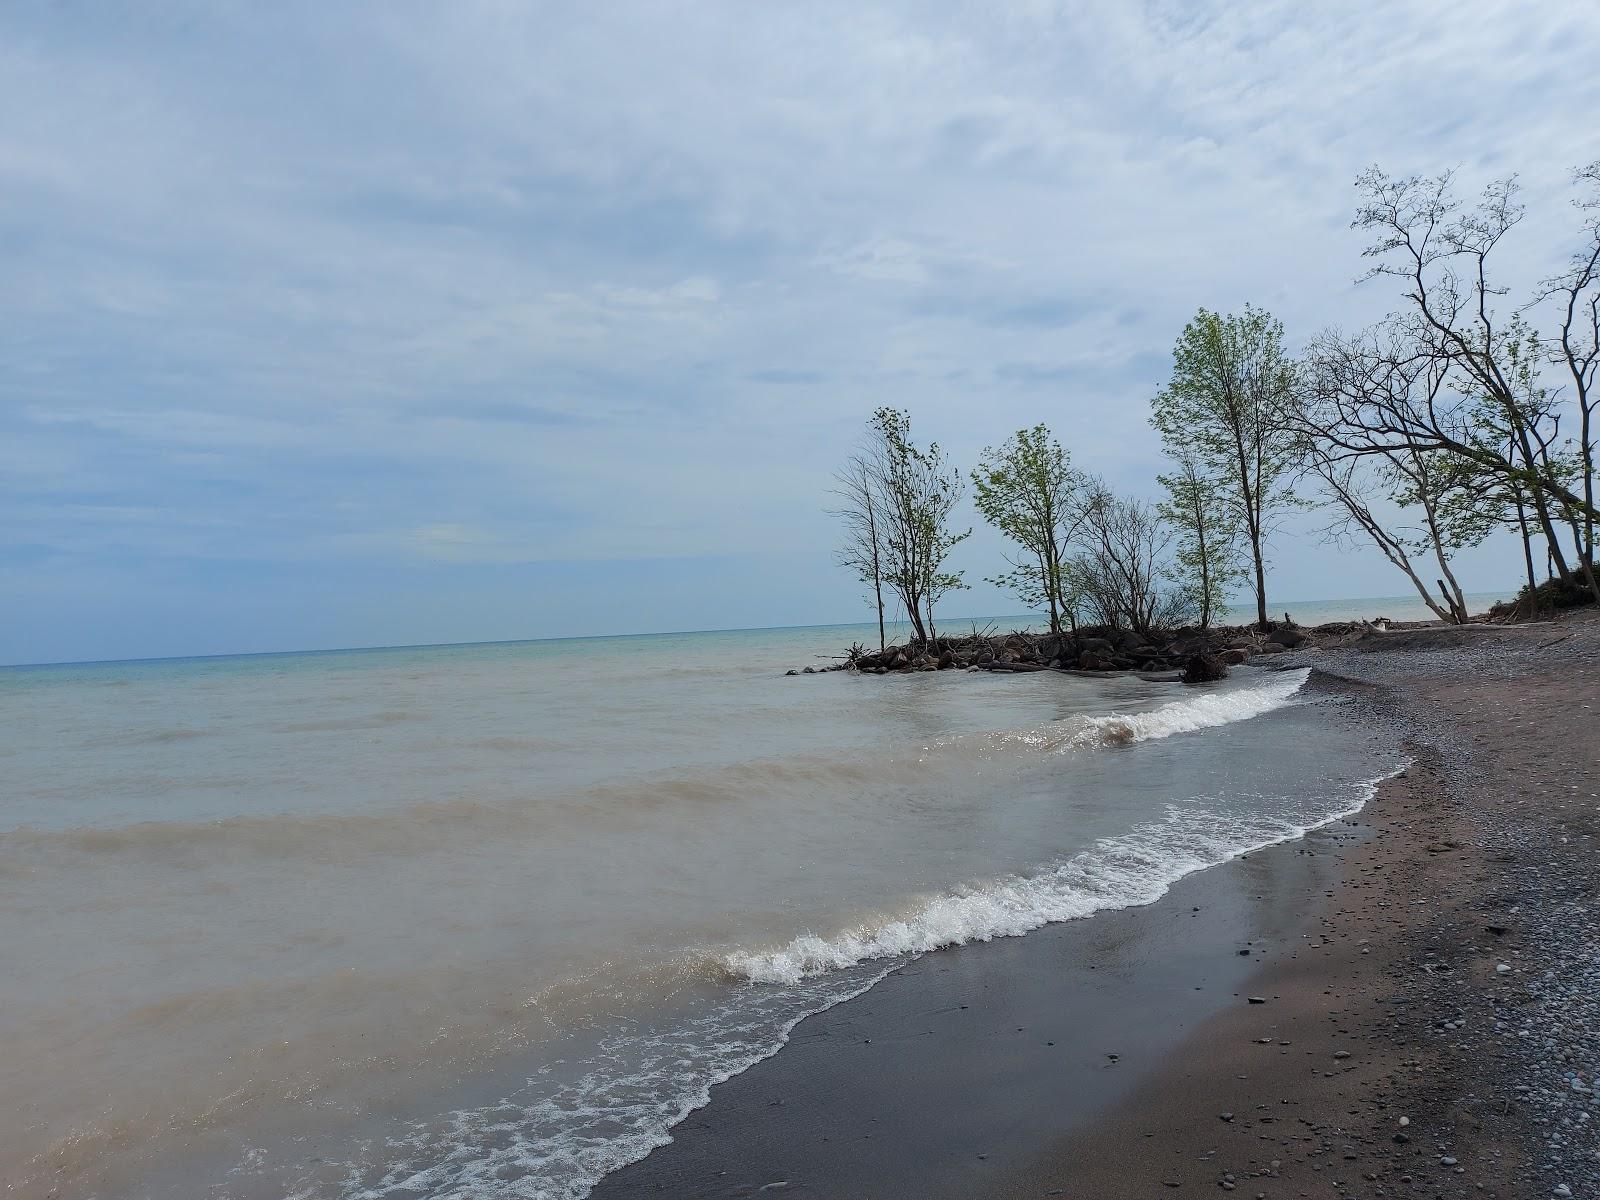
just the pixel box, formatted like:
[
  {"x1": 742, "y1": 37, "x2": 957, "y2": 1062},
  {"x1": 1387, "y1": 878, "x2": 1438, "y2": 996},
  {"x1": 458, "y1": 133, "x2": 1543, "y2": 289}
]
[
  {"x1": 929, "y1": 667, "x2": 1310, "y2": 757},
  {"x1": 730, "y1": 743, "x2": 1393, "y2": 988},
  {"x1": 1069, "y1": 668, "x2": 1309, "y2": 748},
  {"x1": 341, "y1": 968, "x2": 891, "y2": 1200},
  {"x1": 0, "y1": 670, "x2": 1309, "y2": 862}
]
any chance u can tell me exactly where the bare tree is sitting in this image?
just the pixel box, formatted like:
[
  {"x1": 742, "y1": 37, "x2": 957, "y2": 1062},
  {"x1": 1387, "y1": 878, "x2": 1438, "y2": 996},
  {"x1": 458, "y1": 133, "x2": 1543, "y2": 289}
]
[
  {"x1": 1068, "y1": 485, "x2": 1197, "y2": 636},
  {"x1": 1535, "y1": 159, "x2": 1600, "y2": 577},
  {"x1": 1332, "y1": 168, "x2": 1600, "y2": 601},
  {"x1": 831, "y1": 449, "x2": 888, "y2": 651},
  {"x1": 1292, "y1": 425, "x2": 1480, "y2": 623}
]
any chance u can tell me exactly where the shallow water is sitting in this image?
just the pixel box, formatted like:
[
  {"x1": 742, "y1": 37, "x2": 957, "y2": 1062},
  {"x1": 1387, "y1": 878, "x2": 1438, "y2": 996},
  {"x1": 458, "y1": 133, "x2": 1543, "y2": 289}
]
[{"x1": 0, "y1": 616, "x2": 1404, "y2": 1198}]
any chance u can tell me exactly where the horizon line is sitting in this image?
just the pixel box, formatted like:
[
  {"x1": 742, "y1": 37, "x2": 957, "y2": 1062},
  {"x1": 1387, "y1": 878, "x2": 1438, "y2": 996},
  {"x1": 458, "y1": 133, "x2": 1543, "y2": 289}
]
[{"x1": 2, "y1": 589, "x2": 1512, "y2": 672}]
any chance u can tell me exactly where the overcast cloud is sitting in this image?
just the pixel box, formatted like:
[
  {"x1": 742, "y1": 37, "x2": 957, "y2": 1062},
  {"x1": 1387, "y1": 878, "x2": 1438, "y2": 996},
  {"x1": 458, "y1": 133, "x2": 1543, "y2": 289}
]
[{"x1": 4, "y1": 2, "x2": 1599, "y2": 663}]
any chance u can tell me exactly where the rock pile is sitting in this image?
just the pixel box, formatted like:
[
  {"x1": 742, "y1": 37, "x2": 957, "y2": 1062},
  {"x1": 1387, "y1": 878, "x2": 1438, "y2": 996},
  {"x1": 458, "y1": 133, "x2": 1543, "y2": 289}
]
[{"x1": 786, "y1": 621, "x2": 1325, "y2": 678}]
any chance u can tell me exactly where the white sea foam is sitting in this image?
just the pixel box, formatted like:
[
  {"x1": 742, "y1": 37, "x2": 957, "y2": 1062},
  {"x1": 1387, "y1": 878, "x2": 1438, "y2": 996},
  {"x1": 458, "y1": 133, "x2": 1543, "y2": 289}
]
[
  {"x1": 727, "y1": 758, "x2": 1401, "y2": 987},
  {"x1": 1068, "y1": 668, "x2": 1310, "y2": 749},
  {"x1": 341, "y1": 968, "x2": 890, "y2": 1200}
]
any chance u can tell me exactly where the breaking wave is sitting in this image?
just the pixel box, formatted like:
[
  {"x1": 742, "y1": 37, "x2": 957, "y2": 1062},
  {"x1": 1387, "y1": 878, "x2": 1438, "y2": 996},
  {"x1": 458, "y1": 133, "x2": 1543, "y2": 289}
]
[
  {"x1": 728, "y1": 756, "x2": 1399, "y2": 986},
  {"x1": 1069, "y1": 668, "x2": 1309, "y2": 748}
]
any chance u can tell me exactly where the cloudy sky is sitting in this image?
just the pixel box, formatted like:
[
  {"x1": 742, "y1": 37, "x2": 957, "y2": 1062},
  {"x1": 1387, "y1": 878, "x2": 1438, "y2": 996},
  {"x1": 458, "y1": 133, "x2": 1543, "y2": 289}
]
[{"x1": 5, "y1": 2, "x2": 1599, "y2": 664}]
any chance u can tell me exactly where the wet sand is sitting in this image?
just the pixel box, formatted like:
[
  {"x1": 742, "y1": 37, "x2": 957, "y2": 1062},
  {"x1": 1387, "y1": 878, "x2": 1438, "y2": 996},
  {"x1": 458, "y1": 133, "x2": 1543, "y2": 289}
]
[{"x1": 594, "y1": 612, "x2": 1600, "y2": 1199}]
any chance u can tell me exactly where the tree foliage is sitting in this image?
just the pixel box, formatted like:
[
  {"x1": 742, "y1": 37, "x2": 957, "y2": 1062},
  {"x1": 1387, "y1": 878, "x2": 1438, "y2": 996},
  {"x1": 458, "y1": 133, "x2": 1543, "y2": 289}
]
[
  {"x1": 971, "y1": 425, "x2": 1088, "y2": 633},
  {"x1": 1156, "y1": 454, "x2": 1244, "y2": 628},
  {"x1": 1151, "y1": 306, "x2": 1300, "y2": 627},
  {"x1": 867, "y1": 408, "x2": 969, "y2": 644}
]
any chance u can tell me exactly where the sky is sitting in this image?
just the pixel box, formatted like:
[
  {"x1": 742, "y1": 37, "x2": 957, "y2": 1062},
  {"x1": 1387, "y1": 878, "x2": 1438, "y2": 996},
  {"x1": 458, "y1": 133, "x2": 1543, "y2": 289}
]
[{"x1": 4, "y1": 2, "x2": 1600, "y2": 665}]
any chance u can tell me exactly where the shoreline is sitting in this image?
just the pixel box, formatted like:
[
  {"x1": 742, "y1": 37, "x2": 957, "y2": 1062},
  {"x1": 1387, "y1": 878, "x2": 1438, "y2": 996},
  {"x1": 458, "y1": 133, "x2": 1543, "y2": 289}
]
[{"x1": 594, "y1": 612, "x2": 1600, "y2": 1199}]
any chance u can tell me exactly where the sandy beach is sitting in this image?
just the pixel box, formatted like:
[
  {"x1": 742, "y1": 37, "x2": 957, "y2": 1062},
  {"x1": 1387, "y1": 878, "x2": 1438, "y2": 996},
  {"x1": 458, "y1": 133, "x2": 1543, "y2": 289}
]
[{"x1": 594, "y1": 612, "x2": 1600, "y2": 1199}]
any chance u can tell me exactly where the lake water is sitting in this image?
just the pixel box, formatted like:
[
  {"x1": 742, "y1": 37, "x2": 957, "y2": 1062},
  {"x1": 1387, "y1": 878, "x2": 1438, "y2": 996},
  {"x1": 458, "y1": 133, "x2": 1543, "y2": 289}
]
[{"x1": 0, "y1": 599, "x2": 1458, "y2": 1197}]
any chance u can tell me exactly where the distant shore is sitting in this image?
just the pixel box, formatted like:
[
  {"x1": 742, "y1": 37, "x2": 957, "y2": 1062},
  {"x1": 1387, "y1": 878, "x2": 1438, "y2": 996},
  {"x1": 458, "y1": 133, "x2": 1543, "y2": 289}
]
[{"x1": 596, "y1": 610, "x2": 1600, "y2": 1198}]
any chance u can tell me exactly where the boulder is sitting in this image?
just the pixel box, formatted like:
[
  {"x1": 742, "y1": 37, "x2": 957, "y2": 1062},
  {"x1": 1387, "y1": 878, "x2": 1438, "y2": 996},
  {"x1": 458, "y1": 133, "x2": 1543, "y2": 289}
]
[
  {"x1": 1256, "y1": 641, "x2": 1287, "y2": 654},
  {"x1": 1078, "y1": 649, "x2": 1116, "y2": 671},
  {"x1": 1182, "y1": 652, "x2": 1229, "y2": 684},
  {"x1": 1266, "y1": 626, "x2": 1306, "y2": 649},
  {"x1": 1219, "y1": 648, "x2": 1249, "y2": 665},
  {"x1": 1079, "y1": 636, "x2": 1115, "y2": 656}
]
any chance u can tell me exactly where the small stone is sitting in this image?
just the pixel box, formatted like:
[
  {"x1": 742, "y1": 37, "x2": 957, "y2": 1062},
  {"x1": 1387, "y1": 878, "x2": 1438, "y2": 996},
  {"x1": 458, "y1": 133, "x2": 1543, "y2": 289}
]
[
  {"x1": 1496, "y1": 963, "x2": 1512, "y2": 974},
  {"x1": 1247, "y1": 997, "x2": 1267, "y2": 1004},
  {"x1": 1440, "y1": 1156, "x2": 1458, "y2": 1166},
  {"x1": 1219, "y1": 1112, "x2": 1234, "y2": 1122}
]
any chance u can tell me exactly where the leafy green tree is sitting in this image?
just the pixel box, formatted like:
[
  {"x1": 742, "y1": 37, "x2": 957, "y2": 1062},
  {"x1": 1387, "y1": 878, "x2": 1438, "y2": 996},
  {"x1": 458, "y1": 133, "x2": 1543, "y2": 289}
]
[
  {"x1": 971, "y1": 425, "x2": 1088, "y2": 633},
  {"x1": 1151, "y1": 306, "x2": 1300, "y2": 627},
  {"x1": 1157, "y1": 454, "x2": 1244, "y2": 628}
]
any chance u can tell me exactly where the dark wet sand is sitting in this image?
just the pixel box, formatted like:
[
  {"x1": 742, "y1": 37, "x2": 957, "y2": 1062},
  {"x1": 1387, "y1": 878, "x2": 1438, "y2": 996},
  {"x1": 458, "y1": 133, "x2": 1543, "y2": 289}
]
[{"x1": 595, "y1": 614, "x2": 1600, "y2": 1200}]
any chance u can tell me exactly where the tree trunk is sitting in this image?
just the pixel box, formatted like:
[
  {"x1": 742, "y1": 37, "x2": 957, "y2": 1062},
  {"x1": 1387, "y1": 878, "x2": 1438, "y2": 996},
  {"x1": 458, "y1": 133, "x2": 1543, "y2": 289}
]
[
  {"x1": 1251, "y1": 539, "x2": 1267, "y2": 629},
  {"x1": 1040, "y1": 547, "x2": 1061, "y2": 635},
  {"x1": 903, "y1": 594, "x2": 928, "y2": 645},
  {"x1": 1516, "y1": 496, "x2": 1537, "y2": 598},
  {"x1": 1523, "y1": 467, "x2": 1573, "y2": 583},
  {"x1": 1565, "y1": 508, "x2": 1600, "y2": 604}
]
